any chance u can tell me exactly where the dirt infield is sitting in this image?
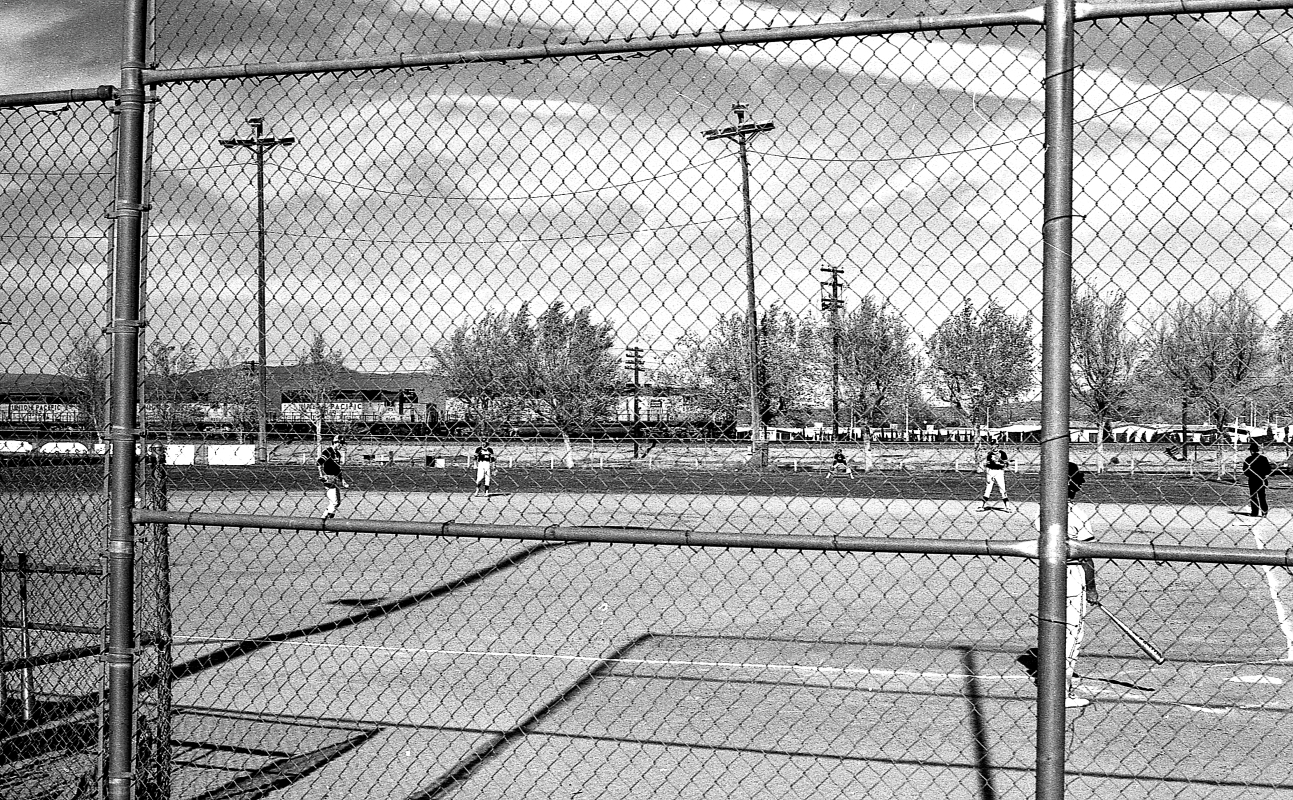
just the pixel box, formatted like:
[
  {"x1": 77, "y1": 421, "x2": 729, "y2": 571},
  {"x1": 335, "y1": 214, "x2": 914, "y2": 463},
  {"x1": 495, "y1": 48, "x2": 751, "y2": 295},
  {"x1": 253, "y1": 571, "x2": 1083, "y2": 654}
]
[
  {"x1": 6, "y1": 476, "x2": 1293, "y2": 799},
  {"x1": 138, "y1": 487, "x2": 1293, "y2": 799}
]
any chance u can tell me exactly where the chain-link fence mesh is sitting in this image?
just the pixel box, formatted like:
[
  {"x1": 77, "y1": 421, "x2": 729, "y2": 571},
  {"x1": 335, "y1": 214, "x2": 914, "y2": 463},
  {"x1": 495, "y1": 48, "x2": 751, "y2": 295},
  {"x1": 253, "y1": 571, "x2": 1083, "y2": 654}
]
[
  {"x1": 0, "y1": 100, "x2": 116, "y2": 800},
  {"x1": 155, "y1": 529, "x2": 1293, "y2": 798},
  {"x1": 6, "y1": 2, "x2": 1293, "y2": 798}
]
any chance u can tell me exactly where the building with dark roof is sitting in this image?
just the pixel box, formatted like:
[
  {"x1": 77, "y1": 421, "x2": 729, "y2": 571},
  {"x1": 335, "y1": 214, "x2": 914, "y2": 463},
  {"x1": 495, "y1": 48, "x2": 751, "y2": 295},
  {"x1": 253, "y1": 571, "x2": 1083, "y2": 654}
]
[
  {"x1": 1, "y1": 368, "x2": 447, "y2": 428},
  {"x1": 0, "y1": 373, "x2": 85, "y2": 425}
]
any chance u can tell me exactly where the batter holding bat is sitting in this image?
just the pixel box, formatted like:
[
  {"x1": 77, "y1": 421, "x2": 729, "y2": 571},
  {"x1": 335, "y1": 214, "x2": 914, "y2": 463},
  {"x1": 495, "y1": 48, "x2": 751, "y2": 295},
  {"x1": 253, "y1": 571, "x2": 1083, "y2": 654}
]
[
  {"x1": 1060, "y1": 462, "x2": 1098, "y2": 708},
  {"x1": 1019, "y1": 462, "x2": 1099, "y2": 708}
]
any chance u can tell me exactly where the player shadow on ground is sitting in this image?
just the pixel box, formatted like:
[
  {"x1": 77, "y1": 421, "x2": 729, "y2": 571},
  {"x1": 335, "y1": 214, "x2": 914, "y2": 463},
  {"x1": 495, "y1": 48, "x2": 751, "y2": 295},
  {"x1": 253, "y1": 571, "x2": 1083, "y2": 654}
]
[{"x1": 153, "y1": 541, "x2": 570, "y2": 686}]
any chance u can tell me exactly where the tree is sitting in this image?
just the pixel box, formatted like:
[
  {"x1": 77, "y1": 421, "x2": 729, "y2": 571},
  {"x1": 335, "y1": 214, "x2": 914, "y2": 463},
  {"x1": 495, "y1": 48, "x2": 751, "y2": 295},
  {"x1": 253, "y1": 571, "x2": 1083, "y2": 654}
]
[
  {"x1": 295, "y1": 331, "x2": 346, "y2": 450},
  {"x1": 1071, "y1": 288, "x2": 1143, "y2": 470},
  {"x1": 515, "y1": 302, "x2": 620, "y2": 465},
  {"x1": 433, "y1": 309, "x2": 527, "y2": 437},
  {"x1": 829, "y1": 297, "x2": 920, "y2": 428},
  {"x1": 1269, "y1": 311, "x2": 1293, "y2": 421},
  {"x1": 665, "y1": 304, "x2": 815, "y2": 433},
  {"x1": 925, "y1": 299, "x2": 1035, "y2": 431},
  {"x1": 1146, "y1": 291, "x2": 1267, "y2": 431},
  {"x1": 58, "y1": 331, "x2": 109, "y2": 440},
  {"x1": 1274, "y1": 311, "x2": 1293, "y2": 375},
  {"x1": 205, "y1": 347, "x2": 260, "y2": 437},
  {"x1": 143, "y1": 339, "x2": 197, "y2": 433}
]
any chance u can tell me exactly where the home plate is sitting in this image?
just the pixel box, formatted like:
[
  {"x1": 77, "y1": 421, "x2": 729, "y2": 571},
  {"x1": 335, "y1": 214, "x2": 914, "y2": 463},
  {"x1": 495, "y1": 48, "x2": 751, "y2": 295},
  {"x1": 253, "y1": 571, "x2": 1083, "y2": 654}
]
[{"x1": 1229, "y1": 675, "x2": 1284, "y2": 685}]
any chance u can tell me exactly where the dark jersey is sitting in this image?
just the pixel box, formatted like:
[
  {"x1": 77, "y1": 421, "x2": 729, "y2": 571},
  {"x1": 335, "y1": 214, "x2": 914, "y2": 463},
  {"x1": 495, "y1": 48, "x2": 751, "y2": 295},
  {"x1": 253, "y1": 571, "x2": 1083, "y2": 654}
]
[
  {"x1": 985, "y1": 449, "x2": 1009, "y2": 470},
  {"x1": 474, "y1": 446, "x2": 496, "y2": 464},
  {"x1": 1244, "y1": 453, "x2": 1273, "y2": 481},
  {"x1": 318, "y1": 447, "x2": 343, "y2": 476}
]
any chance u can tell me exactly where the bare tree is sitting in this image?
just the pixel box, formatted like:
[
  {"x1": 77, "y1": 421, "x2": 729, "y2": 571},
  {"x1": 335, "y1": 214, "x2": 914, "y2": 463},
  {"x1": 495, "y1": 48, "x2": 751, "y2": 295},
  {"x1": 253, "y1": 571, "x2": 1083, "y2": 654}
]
[
  {"x1": 205, "y1": 348, "x2": 260, "y2": 438},
  {"x1": 831, "y1": 297, "x2": 920, "y2": 428},
  {"x1": 58, "y1": 331, "x2": 109, "y2": 441},
  {"x1": 1071, "y1": 288, "x2": 1142, "y2": 470},
  {"x1": 1146, "y1": 290, "x2": 1267, "y2": 431},
  {"x1": 295, "y1": 331, "x2": 346, "y2": 451},
  {"x1": 665, "y1": 304, "x2": 815, "y2": 435},
  {"x1": 143, "y1": 339, "x2": 198, "y2": 434},
  {"x1": 1269, "y1": 311, "x2": 1293, "y2": 422},
  {"x1": 515, "y1": 302, "x2": 620, "y2": 466},
  {"x1": 925, "y1": 299, "x2": 1035, "y2": 430},
  {"x1": 434, "y1": 308, "x2": 526, "y2": 437}
]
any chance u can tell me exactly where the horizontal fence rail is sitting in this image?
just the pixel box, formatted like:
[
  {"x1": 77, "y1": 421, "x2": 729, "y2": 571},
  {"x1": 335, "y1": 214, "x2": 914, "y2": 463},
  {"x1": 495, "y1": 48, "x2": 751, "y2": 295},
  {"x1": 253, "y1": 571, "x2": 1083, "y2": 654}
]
[
  {"x1": 138, "y1": 0, "x2": 1293, "y2": 84},
  {"x1": 133, "y1": 509, "x2": 1293, "y2": 566}
]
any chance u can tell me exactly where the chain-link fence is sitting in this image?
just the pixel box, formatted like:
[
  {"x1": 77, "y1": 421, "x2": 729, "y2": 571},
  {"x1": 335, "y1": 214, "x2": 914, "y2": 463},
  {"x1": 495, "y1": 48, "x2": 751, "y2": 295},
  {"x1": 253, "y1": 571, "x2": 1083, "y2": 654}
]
[
  {"x1": 0, "y1": 97, "x2": 115, "y2": 800},
  {"x1": 6, "y1": 0, "x2": 1293, "y2": 798}
]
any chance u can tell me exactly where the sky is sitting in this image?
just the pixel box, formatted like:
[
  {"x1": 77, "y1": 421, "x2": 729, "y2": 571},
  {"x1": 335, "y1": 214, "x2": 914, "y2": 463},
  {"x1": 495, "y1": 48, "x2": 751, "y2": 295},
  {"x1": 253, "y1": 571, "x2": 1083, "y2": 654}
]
[
  {"x1": 0, "y1": 2, "x2": 119, "y2": 95},
  {"x1": 3, "y1": 1, "x2": 1293, "y2": 376}
]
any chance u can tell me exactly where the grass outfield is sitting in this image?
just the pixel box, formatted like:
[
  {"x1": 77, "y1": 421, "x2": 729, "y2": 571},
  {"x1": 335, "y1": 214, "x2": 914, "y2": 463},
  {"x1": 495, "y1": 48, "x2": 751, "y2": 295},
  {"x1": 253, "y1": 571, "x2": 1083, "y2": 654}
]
[{"x1": 6, "y1": 478, "x2": 1293, "y2": 799}]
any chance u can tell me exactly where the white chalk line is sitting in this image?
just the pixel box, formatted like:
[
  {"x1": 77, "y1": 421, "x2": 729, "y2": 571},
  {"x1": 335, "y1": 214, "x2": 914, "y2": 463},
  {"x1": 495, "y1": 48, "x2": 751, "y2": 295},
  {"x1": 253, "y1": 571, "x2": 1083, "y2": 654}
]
[
  {"x1": 173, "y1": 635, "x2": 1293, "y2": 711},
  {"x1": 170, "y1": 634, "x2": 1033, "y2": 684}
]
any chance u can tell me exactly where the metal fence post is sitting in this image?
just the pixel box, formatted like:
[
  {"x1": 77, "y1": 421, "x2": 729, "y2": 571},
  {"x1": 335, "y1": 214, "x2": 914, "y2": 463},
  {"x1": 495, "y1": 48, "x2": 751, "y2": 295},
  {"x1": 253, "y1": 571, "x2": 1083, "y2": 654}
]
[
  {"x1": 17, "y1": 551, "x2": 34, "y2": 722},
  {"x1": 0, "y1": 547, "x2": 6, "y2": 712},
  {"x1": 1038, "y1": 0, "x2": 1077, "y2": 795},
  {"x1": 150, "y1": 444, "x2": 172, "y2": 800},
  {"x1": 106, "y1": 2, "x2": 150, "y2": 799}
]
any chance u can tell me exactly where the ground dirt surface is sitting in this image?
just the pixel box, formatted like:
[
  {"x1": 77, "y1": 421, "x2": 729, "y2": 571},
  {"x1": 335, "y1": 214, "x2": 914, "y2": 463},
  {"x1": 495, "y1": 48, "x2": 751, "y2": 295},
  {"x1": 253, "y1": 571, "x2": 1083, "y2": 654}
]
[{"x1": 5, "y1": 464, "x2": 1293, "y2": 799}]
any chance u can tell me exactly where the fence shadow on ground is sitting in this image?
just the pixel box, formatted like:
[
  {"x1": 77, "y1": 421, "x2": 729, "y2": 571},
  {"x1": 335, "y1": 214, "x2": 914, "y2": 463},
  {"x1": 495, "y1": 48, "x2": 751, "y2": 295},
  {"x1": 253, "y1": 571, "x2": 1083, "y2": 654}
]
[{"x1": 161, "y1": 541, "x2": 567, "y2": 686}]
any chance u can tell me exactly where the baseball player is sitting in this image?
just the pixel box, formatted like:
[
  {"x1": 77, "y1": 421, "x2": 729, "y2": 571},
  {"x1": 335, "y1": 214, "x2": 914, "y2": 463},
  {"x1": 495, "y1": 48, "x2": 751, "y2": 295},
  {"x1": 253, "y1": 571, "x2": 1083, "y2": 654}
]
[
  {"x1": 473, "y1": 439, "x2": 496, "y2": 497},
  {"x1": 829, "y1": 448, "x2": 854, "y2": 477},
  {"x1": 317, "y1": 435, "x2": 345, "y2": 519},
  {"x1": 1243, "y1": 441, "x2": 1274, "y2": 517},
  {"x1": 980, "y1": 440, "x2": 1012, "y2": 511},
  {"x1": 1061, "y1": 463, "x2": 1098, "y2": 707},
  {"x1": 1018, "y1": 462, "x2": 1098, "y2": 709}
]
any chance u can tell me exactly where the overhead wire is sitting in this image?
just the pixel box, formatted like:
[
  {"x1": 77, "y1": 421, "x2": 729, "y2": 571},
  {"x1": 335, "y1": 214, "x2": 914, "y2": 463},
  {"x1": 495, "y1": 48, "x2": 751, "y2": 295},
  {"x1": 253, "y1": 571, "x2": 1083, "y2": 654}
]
[
  {"x1": 268, "y1": 212, "x2": 742, "y2": 247},
  {"x1": 752, "y1": 21, "x2": 1293, "y2": 165},
  {"x1": 276, "y1": 154, "x2": 732, "y2": 202}
]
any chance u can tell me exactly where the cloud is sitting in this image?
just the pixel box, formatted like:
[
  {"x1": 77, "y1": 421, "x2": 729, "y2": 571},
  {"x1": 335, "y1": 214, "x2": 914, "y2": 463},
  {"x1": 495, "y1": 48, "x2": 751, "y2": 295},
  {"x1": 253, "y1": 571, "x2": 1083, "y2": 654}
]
[
  {"x1": 0, "y1": 2, "x2": 119, "y2": 94},
  {"x1": 7, "y1": 0, "x2": 1293, "y2": 374}
]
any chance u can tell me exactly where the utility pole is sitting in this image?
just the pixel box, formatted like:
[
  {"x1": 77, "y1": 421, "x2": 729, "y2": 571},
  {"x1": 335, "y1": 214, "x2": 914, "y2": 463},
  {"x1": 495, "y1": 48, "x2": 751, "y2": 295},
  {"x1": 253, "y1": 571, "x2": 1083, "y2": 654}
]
[
  {"x1": 703, "y1": 103, "x2": 774, "y2": 466},
  {"x1": 820, "y1": 265, "x2": 845, "y2": 441},
  {"x1": 625, "y1": 346, "x2": 645, "y2": 458},
  {"x1": 220, "y1": 116, "x2": 295, "y2": 465}
]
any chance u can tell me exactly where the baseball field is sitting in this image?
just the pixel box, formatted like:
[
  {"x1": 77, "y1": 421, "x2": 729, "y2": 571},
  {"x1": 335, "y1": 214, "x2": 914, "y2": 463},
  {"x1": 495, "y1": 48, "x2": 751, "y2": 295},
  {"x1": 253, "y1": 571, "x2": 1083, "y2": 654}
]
[{"x1": 5, "y1": 461, "x2": 1293, "y2": 799}]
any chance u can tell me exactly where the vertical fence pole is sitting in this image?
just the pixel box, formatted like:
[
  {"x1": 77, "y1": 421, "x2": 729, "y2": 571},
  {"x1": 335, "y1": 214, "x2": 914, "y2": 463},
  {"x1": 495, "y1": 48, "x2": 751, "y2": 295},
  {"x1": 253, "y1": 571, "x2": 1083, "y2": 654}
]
[
  {"x1": 106, "y1": 1, "x2": 150, "y2": 799},
  {"x1": 1038, "y1": 0, "x2": 1077, "y2": 795},
  {"x1": 152, "y1": 445, "x2": 173, "y2": 800},
  {"x1": 17, "y1": 551, "x2": 34, "y2": 722},
  {"x1": 0, "y1": 548, "x2": 7, "y2": 711}
]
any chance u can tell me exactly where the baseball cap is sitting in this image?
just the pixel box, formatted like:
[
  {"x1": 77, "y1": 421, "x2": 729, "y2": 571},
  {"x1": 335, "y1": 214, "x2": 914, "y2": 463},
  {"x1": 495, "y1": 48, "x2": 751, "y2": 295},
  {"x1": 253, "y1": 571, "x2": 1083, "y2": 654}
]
[{"x1": 1067, "y1": 462, "x2": 1086, "y2": 490}]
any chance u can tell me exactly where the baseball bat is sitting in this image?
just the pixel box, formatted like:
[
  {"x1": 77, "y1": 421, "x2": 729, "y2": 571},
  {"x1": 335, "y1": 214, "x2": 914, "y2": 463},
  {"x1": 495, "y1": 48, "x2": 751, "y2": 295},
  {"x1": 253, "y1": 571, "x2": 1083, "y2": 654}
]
[{"x1": 1094, "y1": 603, "x2": 1166, "y2": 664}]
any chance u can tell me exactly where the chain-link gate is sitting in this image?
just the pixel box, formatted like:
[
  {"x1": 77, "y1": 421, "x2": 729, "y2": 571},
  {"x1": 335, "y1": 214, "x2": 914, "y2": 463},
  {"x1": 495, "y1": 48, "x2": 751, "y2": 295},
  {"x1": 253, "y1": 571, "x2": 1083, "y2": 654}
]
[
  {"x1": 7, "y1": 0, "x2": 1293, "y2": 798},
  {"x1": 0, "y1": 97, "x2": 112, "y2": 800}
]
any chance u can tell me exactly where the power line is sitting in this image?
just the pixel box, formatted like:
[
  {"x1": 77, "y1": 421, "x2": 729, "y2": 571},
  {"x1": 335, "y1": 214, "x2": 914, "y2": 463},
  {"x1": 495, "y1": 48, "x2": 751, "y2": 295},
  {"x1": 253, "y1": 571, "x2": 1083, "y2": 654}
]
[
  {"x1": 276, "y1": 154, "x2": 731, "y2": 202},
  {"x1": 754, "y1": 23, "x2": 1293, "y2": 165},
  {"x1": 268, "y1": 213, "x2": 740, "y2": 247}
]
